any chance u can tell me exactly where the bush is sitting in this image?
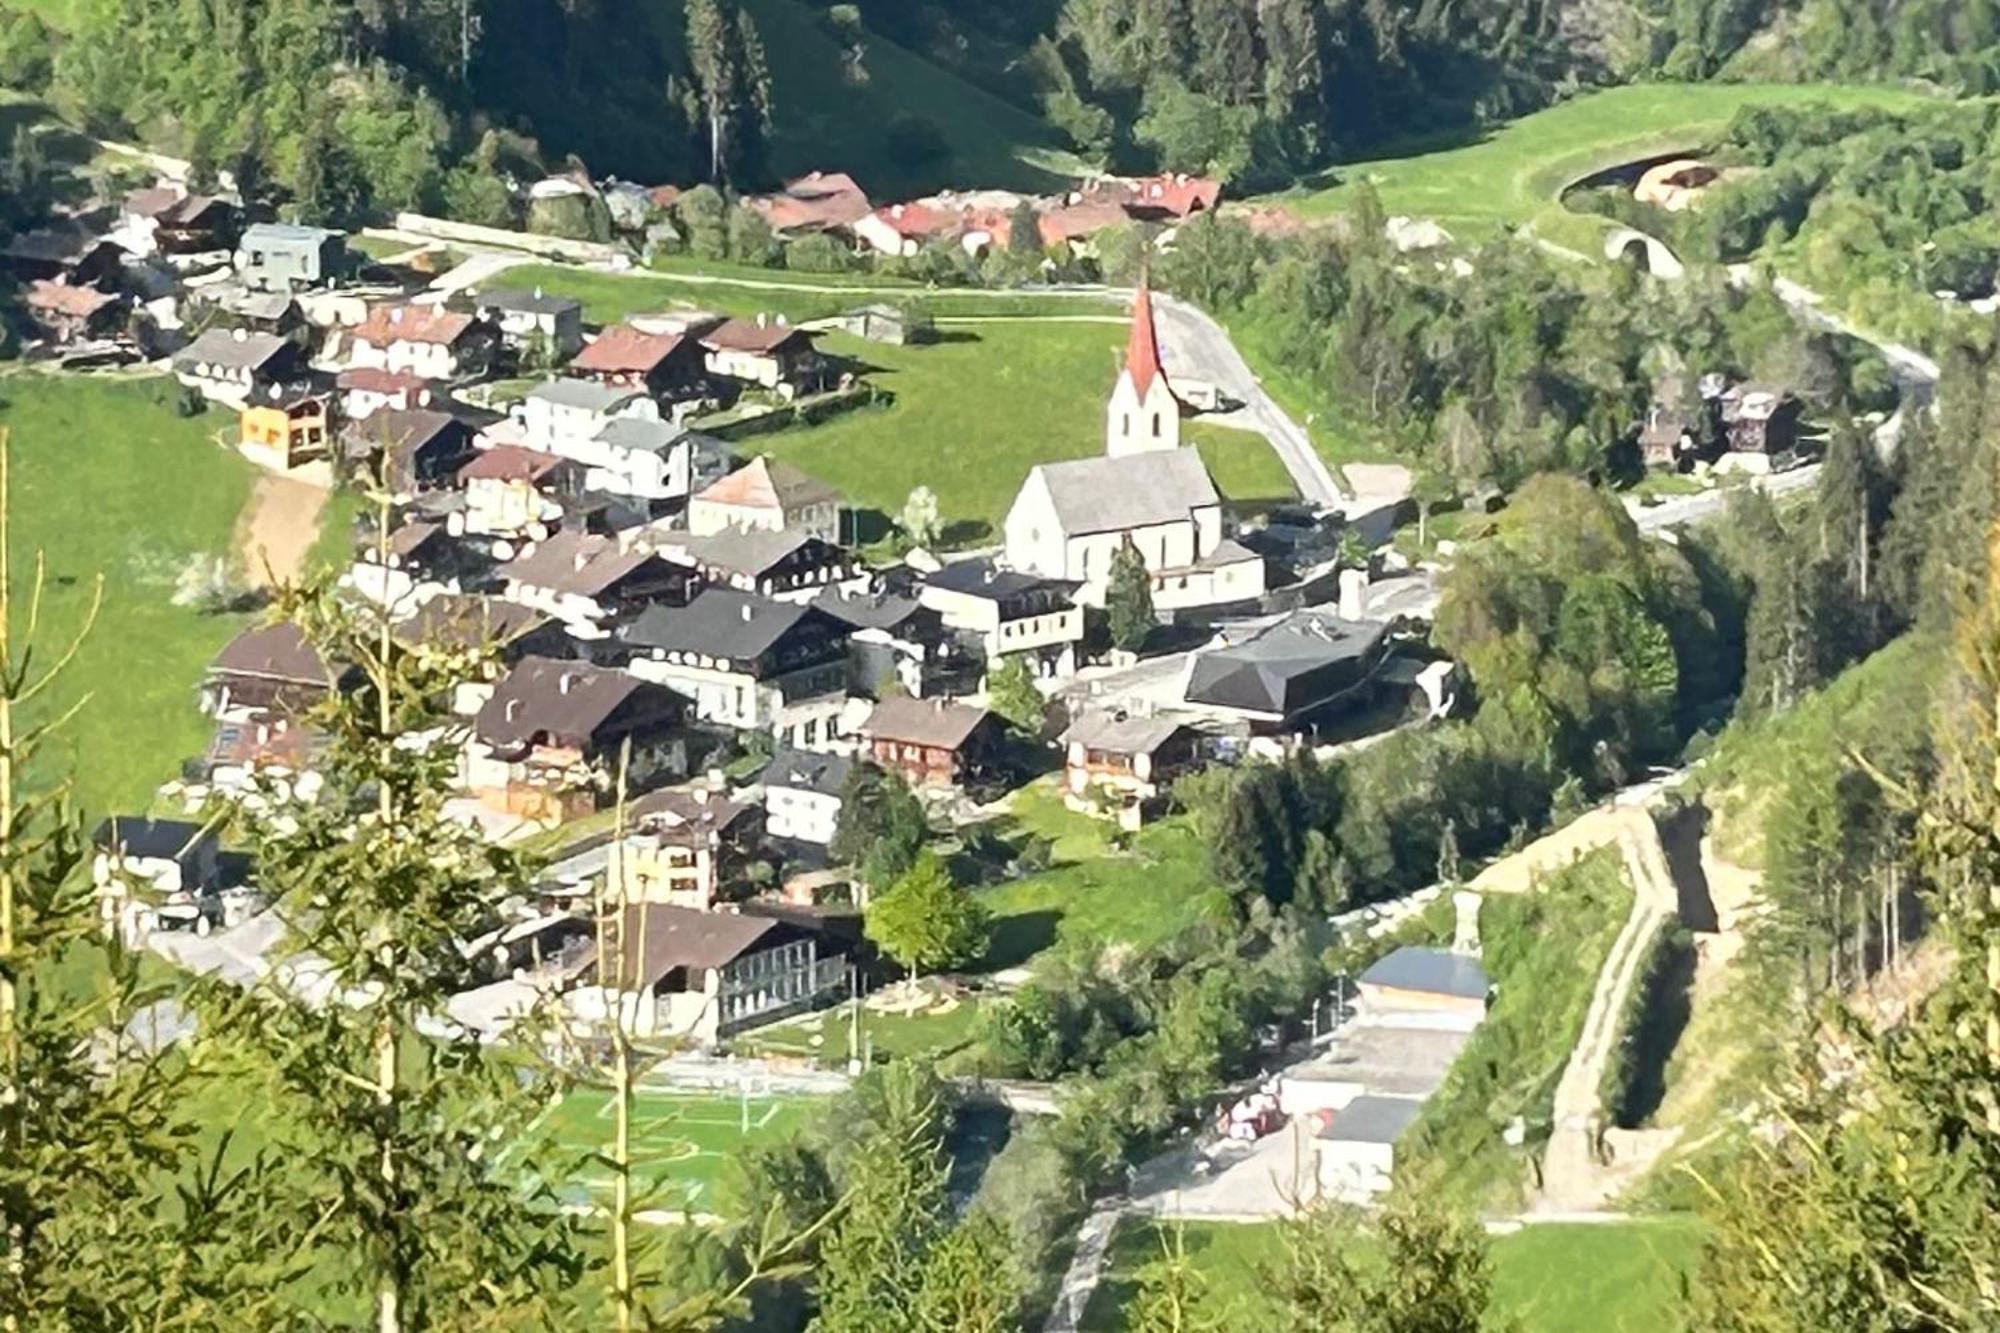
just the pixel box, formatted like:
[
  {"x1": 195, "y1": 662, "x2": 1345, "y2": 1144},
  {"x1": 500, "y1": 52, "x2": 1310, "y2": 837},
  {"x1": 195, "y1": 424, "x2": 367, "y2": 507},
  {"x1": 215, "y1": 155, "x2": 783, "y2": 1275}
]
[{"x1": 785, "y1": 233, "x2": 852, "y2": 274}]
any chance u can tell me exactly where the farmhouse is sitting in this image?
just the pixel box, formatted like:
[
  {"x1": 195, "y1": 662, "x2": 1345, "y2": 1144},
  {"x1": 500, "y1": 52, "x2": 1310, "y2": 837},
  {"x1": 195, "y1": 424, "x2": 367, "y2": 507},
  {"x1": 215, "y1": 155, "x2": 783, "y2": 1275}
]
[
  {"x1": 118, "y1": 187, "x2": 237, "y2": 255},
  {"x1": 468, "y1": 657, "x2": 690, "y2": 822},
  {"x1": 587, "y1": 902, "x2": 848, "y2": 1047},
  {"x1": 342, "y1": 408, "x2": 477, "y2": 493},
  {"x1": 1060, "y1": 709, "x2": 1201, "y2": 821},
  {"x1": 336, "y1": 366, "x2": 438, "y2": 420},
  {"x1": 620, "y1": 590, "x2": 850, "y2": 744},
  {"x1": 22, "y1": 280, "x2": 126, "y2": 345},
  {"x1": 699, "y1": 318, "x2": 823, "y2": 392},
  {"x1": 749, "y1": 171, "x2": 872, "y2": 235},
  {"x1": 468, "y1": 287, "x2": 585, "y2": 360},
  {"x1": 454, "y1": 446, "x2": 578, "y2": 541},
  {"x1": 856, "y1": 696, "x2": 1000, "y2": 789},
  {"x1": 689, "y1": 457, "x2": 842, "y2": 543},
  {"x1": 348, "y1": 303, "x2": 496, "y2": 382},
  {"x1": 497, "y1": 530, "x2": 697, "y2": 634},
  {"x1": 202, "y1": 621, "x2": 337, "y2": 720},
  {"x1": 665, "y1": 528, "x2": 857, "y2": 600},
  {"x1": 568, "y1": 323, "x2": 702, "y2": 396},
  {"x1": 172, "y1": 328, "x2": 302, "y2": 405}
]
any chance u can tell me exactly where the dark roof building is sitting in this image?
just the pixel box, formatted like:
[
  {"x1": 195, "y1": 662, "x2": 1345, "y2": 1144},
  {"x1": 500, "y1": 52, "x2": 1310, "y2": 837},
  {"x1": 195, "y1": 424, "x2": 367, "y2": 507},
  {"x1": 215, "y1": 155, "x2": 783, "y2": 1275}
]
[
  {"x1": 475, "y1": 657, "x2": 686, "y2": 756},
  {"x1": 1318, "y1": 1094, "x2": 1423, "y2": 1146},
  {"x1": 91, "y1": 816, "x2": 216, "y2": 861},
  {"x1": 619, "y1": 590, "x2": 847, "y2": 671},
  {"x1": 761, "y1": 747, "x2": 853, "y2": 798},
  {"x1": 1359, "y1": 947, "x2": 1491, "y2": 1002},
  {"x1": 1183, "y1": 611, "x2": 1391, "y2": 727}
]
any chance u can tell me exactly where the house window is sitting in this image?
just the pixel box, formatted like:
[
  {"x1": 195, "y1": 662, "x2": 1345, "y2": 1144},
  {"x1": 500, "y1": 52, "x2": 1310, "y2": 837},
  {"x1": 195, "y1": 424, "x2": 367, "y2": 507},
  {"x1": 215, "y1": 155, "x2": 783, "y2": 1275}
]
[
  {"x1": 1121, "y1": 413, "x2": 1132, "y2": 438},
  {"x1": 1151, "y1": 413, "x2": 1162, "y2": 438}
]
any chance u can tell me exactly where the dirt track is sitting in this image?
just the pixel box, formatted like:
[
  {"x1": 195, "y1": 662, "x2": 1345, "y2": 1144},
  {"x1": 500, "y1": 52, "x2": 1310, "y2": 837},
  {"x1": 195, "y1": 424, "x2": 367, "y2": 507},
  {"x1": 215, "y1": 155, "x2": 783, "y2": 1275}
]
[{"x1": 236, "y1": 471, "x2": 330, "y2": 588}]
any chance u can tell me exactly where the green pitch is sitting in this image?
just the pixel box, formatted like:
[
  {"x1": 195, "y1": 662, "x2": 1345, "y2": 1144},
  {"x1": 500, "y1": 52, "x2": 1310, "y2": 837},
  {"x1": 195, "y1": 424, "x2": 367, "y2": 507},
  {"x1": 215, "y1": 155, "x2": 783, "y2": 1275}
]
[{"x1": 511, "y1": 1084, "x2": 814, "y2": 1215}]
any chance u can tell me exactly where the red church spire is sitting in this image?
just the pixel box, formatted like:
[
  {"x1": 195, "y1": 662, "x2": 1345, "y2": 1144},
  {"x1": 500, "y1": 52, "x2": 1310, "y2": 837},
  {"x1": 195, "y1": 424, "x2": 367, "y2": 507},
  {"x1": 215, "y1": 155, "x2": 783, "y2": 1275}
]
[{"x1": 1124, "y1": 277, "x2": 1167, "y2": 399}]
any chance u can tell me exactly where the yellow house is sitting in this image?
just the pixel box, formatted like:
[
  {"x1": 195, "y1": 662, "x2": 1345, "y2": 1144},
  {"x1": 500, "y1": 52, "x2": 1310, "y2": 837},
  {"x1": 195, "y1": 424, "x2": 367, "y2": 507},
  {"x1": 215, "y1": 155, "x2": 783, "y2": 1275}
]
[{"x1": 239, "y1": 388, "x2": 331, "y2": 471}]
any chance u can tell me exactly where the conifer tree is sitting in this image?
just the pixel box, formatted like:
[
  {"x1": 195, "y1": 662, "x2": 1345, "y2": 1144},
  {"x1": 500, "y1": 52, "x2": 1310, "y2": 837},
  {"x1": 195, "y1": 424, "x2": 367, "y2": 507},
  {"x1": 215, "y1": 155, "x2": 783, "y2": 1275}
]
[{"x1": 1106, "y1": 536, "x2": 1158, "y2": 654}]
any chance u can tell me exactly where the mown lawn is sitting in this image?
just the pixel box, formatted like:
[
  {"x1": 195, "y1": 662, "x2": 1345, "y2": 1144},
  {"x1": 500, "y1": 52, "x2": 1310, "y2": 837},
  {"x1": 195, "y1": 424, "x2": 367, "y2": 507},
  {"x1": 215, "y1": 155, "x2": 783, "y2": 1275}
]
[
  {"x1": 972, "y1": 785, "x2": 1230, "y2": 971},
  {"x1": 730, "y1": 992, "x2": 990, "y2": 1068},
  {"x1": 1277, "y1": 82, "x2": 1940, "y2": 250},
  {"x1": 0, "y1": 372, "x2": 257, "y2": 818},
  {"x1": 1187, "y1": 422, "x2": 1299, "y2": 504},
  {"x1": 1081, "y1": 1215, "x2": 1705, "y2": 1332}
]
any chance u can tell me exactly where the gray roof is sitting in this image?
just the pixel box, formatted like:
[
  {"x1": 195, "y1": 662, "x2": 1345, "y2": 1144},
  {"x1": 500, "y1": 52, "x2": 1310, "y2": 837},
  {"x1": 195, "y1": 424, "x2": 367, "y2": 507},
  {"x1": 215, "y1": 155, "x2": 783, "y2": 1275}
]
[
  {"x1": 1029, "y1": 450, "x2": 1219, "y2": 537},
  {"x1": 621, "y1": 589, "x2": 837, "y2": 662},
  {"x1": 812, "y1": 588, "x2": 926, "y2": 632},
  {"x1": 241, "y1": 222, "x2": 340, "y2": 246},
  {"x1": 501, "y1": 531, "x2": 670, "y2": 598},
  {"x1": 1061, "y1": 708, "x2": 1193, "y2": 755},
  {"x1": 859, "y1": 696, "x2": 992, "y2": 750},
  {"x1": 475, "y1": 287, "x2": 583, "y2": 317},
  {"x1": 761, "y1": 747, "x2": 853, "y2": 797},
  {"x1": 174, "y1": 327, "x2": 295, "y2": 373},
  {"x1": 527, "y1": 379, "x2": 648, "y2": 413},
  {"x1": 925, "y1": 558, "x2": 1077, "y2": 605},
  {"x1": 1360, "y1": 947, "x2": 1490, "y2": 1001},
  {"x1": 670, "y1": 527, "x2": 840, "y2": 580},
  {"x1": 476, "y1": 656, "x2": 681, "y2": 750},
  {"x1": 595, "y1": 903, "x2": 785, "y2": 988},
  {"x1": 593, "y1": 416, "x2": 685, "y2": 455},
  {"x1": 1319, "y1": 1095, "x2": 1423, "y2": 1145},
  {"x1": 1183, "y1": 611, "x2": 1388, "y2": 718}
]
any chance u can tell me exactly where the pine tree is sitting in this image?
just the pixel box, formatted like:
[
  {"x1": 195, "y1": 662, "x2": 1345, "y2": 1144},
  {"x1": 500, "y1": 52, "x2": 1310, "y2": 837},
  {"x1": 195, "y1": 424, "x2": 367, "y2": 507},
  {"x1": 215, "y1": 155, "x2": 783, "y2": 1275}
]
[
  {"x1": 986, "y1": 655, "x2": 1048, "y2": 739},
  {"x1": 1106, "y1": 536, "x2": 1158, "y2": 654},
  {"x1": 1267, "y1": 1193, "x2": 1494, "y2": 1332},
  {"x1": 1131, "y1": 1222, "x2": 1224, "y2": 1332}
]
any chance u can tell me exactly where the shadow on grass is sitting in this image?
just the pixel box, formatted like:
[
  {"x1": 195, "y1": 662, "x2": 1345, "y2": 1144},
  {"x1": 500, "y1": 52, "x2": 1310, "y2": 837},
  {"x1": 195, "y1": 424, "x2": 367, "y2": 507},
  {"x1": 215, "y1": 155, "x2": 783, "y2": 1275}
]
[{"x1": 980, "y1": 908, "x2": 1062, "y2": 971}]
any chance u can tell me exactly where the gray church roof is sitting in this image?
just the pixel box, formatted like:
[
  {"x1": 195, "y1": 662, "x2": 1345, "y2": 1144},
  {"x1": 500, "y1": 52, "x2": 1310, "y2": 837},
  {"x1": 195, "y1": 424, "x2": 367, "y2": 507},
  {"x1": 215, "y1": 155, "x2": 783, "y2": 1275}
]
[{"x1": 1029, "y1": 450, "x2": 1219, "y2": 537}]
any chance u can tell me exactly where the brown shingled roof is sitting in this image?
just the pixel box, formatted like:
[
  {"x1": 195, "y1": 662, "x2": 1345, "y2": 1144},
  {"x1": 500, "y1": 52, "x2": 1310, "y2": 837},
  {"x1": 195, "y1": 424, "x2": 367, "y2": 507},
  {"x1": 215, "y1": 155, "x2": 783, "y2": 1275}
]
[
  {"x1": 694, "y1": 456, "x2": 839, "y2": 512},
  {"x1": 858, "y1": 696, "x2": 992, "y2": 751},
  {"x1": 570, "y1": 324, "x2": 687, "y2": 376},
  {"x1": 352, "y1": 303, "x2": 477, "y2": 348}
]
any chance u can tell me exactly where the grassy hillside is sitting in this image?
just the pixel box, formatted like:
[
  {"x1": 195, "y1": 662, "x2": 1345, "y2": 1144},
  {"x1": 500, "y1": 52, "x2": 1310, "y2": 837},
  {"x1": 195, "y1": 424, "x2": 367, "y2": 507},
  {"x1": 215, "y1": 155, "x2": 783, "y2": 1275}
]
[
  {"x1": 1274, "y1": 82, "x2": 1942, "y2": 252},
  {"x1": 0, "y1": 373, "x2": 256, "y2": 818},
  {"x1": 1082, "y1": 1215, "x2": 1705, "y2": 1332}
]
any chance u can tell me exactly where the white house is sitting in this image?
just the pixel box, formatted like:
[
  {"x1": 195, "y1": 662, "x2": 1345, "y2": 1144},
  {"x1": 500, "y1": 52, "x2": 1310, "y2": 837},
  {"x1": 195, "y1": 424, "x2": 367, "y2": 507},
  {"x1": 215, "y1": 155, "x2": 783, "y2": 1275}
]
[
  {"x1": 581, "y1": 417, "x2": 691, "y2": 501},
  {"x1": 1313, "y1": 1095, "x2": 1423, "y2": 1201},
  {"x1": 1106, "y1": 282, "x2": 1182, "y2": 457},
  {"x1": 688, "y1": 457, "x2": 842, "y2": 543},
  {"x1": 760, "y1": 747, "x2": 851, "y2": 845},
  {"x1": 348, "y1": 304, "x2": 495, "y2": 381},
  {"x1": 918, "y1": 559, "x2": 1084, "y2": 679},
  {"x1": 1002, "y1": 450, "x2": 1264, "y2": 610},
  {"x1": 515, "y1": 379, "x2": 660, "y2": 455},
  {"x1": 468, "y1": 287, "x2": 585, "y2": 360}
]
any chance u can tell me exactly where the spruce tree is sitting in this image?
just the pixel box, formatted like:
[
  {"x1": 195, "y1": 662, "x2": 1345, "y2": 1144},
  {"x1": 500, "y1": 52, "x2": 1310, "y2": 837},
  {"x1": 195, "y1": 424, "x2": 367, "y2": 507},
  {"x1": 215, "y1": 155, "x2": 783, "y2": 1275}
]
[{"x1": 1106, "y1": 536, "x2": 1158, "y2": 654}]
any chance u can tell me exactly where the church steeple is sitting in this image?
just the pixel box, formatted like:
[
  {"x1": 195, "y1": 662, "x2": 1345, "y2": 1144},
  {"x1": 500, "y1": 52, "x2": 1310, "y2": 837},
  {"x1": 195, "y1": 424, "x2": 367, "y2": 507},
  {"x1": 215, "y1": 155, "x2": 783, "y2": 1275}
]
[
  {"x1": 1124, "y1": 278, "x2": 1167, "y2": 400},
  {"x1": 1105, "y1": 274, "x2": 1182, "y2": 457}
]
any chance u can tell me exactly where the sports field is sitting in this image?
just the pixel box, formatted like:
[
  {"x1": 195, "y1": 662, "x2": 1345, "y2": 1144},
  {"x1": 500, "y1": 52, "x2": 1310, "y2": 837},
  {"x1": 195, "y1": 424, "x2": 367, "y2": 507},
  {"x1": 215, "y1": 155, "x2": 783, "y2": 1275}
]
[{"x1": 510, "y1": 1083, "x2": 814, "y2": 1215}]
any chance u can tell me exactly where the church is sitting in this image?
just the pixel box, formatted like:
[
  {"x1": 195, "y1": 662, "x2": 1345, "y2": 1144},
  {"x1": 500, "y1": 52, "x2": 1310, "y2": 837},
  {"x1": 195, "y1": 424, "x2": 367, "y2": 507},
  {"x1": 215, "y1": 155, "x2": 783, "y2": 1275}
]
[{"x1": 1001, "y1": 283, "x2": 1266, "y2": 613}]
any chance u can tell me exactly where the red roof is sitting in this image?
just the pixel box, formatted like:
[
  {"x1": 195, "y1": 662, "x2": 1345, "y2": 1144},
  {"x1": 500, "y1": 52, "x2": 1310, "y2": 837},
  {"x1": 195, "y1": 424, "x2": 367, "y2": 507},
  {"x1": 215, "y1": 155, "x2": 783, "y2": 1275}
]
[
  {"x1": 1038, "y1": 202, "x2": 1129, "y2": 246},
  {"x1": 701, "y1": 318, "x2": 813, "y2": 356},
  {"x1": 353, "y1": 304, "x2": 476, "y2": 348},
  {"x1": 1124, "y1": 282, "x2": 1167, "y2": 399},
  {"x1": 1087, "y1": 174, "x2": 1221, "y2": 219},
  {"x1": 459, "y1": 446, "x2": 566, "y2": 483},
  {"x1": 868, "y1": 201, "x2": 957, "y2": 240},
  {"x1": 571, "y1": 324, "x2": 686, "y2": 375},
  {"x1": 752, "y1": 171, "x2": 872, "y2": 232},
  {"x1": 25, "y1": 280, "x2": 119, "y2": 319}
]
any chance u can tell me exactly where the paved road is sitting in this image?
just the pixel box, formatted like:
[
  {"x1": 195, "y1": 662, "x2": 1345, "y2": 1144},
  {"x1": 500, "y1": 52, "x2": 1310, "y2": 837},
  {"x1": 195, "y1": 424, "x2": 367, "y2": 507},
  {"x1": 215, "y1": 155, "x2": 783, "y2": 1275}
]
[
  {"x1": 1628, "y1": 461, "x2": 1822, "y2": 532},
  {"x1": 1151, "y1": 292, "x2": 1347, "y2": 507}
]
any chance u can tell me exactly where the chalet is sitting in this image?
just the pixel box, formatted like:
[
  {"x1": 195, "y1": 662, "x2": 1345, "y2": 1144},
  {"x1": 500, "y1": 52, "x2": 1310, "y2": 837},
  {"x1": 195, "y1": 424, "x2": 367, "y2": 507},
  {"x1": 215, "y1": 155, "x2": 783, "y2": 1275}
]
[
  {"x1": 467, "y1": 287, "x2": 585, "y2": 361},
  {"x1": 1079, "y1": 172, "x2": 1222, "y2": 220},
  {"x1": 348, "y1": 303, "x2": 497, "y2": 382},
  {"x1": 235, "y1": 223, "x2": 345, "y2": 293},
  {"x1": 567, "y1": 323, "x2": 701, "y2": 396},
  {"x1": 202, "y1": 621, "x2": 335, "y2": 720},
  {"x1": 1719, "y1": 383, "x2": 1803, "y2": 467},
  {"x1": 813, "y1": 588, "x2": 970, "y2": 700},
  {"x1": 172, "y1": 328, "x2": 302, "y2": 405},
  {"x1": 453, "y1": 446, "x2": 579, "y2": 542},
  {"x1": 497, "y1": 530, "x2": 697, "y2": 635},
  {"x1": 468, "y1": 657, "x2": 690, "y2": 821},
  {"x1": 1182, "y1": 610, "x2": 1391, "y2": 733},
  {"x1": 208, "y1": 288, "x2": 306, "y2": 340},
  {"x1": 1003, "y1": 450, "x2": 1264, "y2": 611},
  {"x1": 118, "y1": 188, "x2": 236, "y2": 256},
  {"x1": 337, "y1": 367, "x2": 439, "y2": 420},
  {"x1": 348, "y1": 519, "x2": 474, "y2": 610},
  {"x1": 238, "y1": 382, "x2": 332, "y2": 471},
  {"x1": 700, "y1": 318, "x2": 823, "y2": 392},
  {"x1": 602, "y1": 787, "x2": 764, "y2": 910},
  {"x1": 918, "y1": 560, "x2": 1084, "y2": 680},
  {"x1": 393, "y1": 595, "x2": 564, "y2": 668},
  {"x1": 342, "y1": 408, "x2": 476, "y2": 493},
  {"x1": 517, "y1": 379, "x2": 662, "y2": 455},
  {"x1": 1060, "y1": 709, "x2": 1201, "y2": 822},
  {"x1": 855, "y1": 696, "x2": 1000, "y2": 789},
  {"x1": 22, "y1": 280, "x2": 126, "y2": 344},
  {"x1": 688, "y1": 457, "x2": 841, "y2": 542},
  {"x1": 620, "y1": 590, "x2": 850, "y2": 746},
  {"x1": 585, "y1": 901, "x2": 848, "y2": 1047},
  {"x1": 1, "y1": 224, "x2": 121, "y2": 286},
  {"x1": 664, "y1": 528, "x2": 856, "y2": 600},
  {"x1": 749, "y1": 171, "x2": 871, "y2": 235},
  {"x1": 760, "y1": 747, "x2": 851, "y2": 846},
  {"x1": 1356, "y1": 947, "x2": 1490, "y2": 1023}
]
